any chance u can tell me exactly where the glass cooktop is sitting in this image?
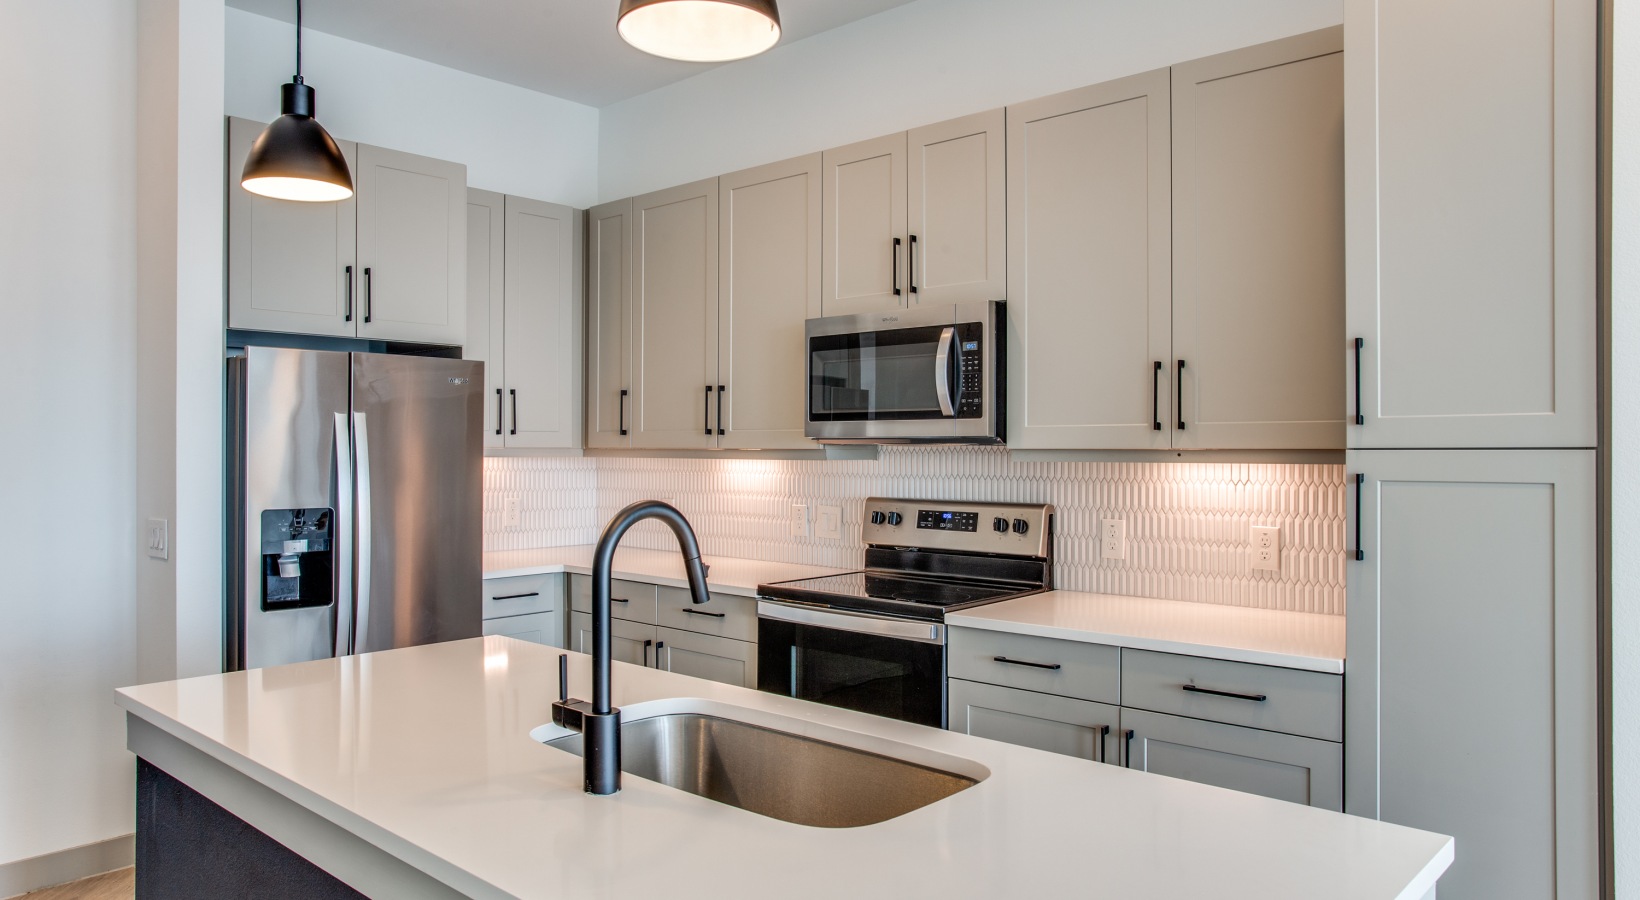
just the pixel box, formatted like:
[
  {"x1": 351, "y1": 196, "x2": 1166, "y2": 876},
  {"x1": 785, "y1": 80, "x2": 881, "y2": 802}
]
[{"x1": 758, "y1": 570, "x2": 1035, "y2": 620}]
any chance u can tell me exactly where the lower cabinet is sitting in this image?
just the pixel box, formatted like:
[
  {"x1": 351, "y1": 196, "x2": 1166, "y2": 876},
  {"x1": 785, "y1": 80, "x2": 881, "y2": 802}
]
[
  {"x1": 567, "y1": 574, "x2": 760, "y2": 689},
  {"x1": 482, "y1": 612, "x2": 560, "y2": 647},
  {"x1": 948, "y1": 679, "x2": 1119, "y2": 763},
  {"x1": 481, "y1": 574, "x2": 564, "y2": 648},
  {"x1": 656, "y1": 626, "x2": 757, "y2": 689},
  {"x1": 570, "y1": 612, "x2": 659, "y2": 667},
  {"x1": 1120, "y1": 707, "x2": 1342, "y2": 811}
]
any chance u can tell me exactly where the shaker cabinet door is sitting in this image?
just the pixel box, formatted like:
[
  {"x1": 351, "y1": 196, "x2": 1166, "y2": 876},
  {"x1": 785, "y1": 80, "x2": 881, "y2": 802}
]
[
  {"x1": 585, "y1": 199, "x2": 634, "y2": 449},
  {"x1": 355, "y1": 143, "x2": 467, "y2": 345},
  {"x1": 655, "y1": 627, "x2": 756, "y2": 688},
  {"x1": 1121, "y1": 708, "x2": 1342, "y2": 811},
  {"x1": 948, "y1": 678, "x2": 1120, "y2": 764},
  {"x1": 907, "y1": 109, "x2": 1006, "y2": 307},
  {"x1": 570, "y1": 612, "x2": 658, "y2": 669},
  {"x1": 821, "y1": 132, "x2": 908, "y2": 317},
  {"x1": 465, "y1": 189, "x2": 506, "y2": 448},
  {"x1": 502, "y1": 196, "x2": 582, "y2": 449},
  {"x1": 630, "y1": 179, "x2": 720, "y2": 449}
]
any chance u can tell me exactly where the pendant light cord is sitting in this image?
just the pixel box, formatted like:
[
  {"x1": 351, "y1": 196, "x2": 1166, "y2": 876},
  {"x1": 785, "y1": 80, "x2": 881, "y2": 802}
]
[{"x1": 294, "y1": 0, "x2": 304, "y2": 85}]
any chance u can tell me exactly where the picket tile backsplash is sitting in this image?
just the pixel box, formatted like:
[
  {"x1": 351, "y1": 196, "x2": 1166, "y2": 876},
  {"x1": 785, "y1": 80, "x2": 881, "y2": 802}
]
[{"x1": 484, "y1": 447, "x2": 1346, "y2": 615}]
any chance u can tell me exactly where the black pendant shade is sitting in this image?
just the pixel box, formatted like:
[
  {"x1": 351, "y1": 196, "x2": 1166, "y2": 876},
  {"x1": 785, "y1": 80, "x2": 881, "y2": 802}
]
[{"x1": 241, "y1": 2, "x2": 353, "y2": 202}]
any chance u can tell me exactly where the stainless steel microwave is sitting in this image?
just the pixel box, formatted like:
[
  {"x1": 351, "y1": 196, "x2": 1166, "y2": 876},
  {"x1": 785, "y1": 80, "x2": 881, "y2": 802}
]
[{"x1": 805, "y1": 300, "x2": 1004, "y2": 444}]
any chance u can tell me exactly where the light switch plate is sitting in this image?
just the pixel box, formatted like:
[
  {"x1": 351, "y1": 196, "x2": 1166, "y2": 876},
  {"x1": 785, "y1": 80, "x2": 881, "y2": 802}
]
[
  {"x1": 503, "y1": 496, "x2": 522, "y2": 528},
  {"x1": 815, "y1": 506, "x2": 842, "y2": 540},
  {"x1": 1101, "y1": 518, "x2": 1126, "y2": 560},
  {"x1": 791, "y1": 504, "x2": 811, "y2": 537},
  {"x1": 1250, "y1": 525, "x2": 1281, "y2": 572},
  {"x1": 146, "y1": 517, "x2": 169, "y2": 561}
]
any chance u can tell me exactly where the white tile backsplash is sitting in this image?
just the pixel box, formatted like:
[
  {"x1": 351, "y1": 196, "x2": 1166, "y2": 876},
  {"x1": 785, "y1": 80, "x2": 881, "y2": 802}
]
[{"x1": 484, "y1": 447, "x2": 1346, "y2": 615}]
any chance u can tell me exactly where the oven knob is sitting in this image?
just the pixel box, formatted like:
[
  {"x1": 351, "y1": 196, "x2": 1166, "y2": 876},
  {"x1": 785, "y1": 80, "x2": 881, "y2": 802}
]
[
  {"x1": 993, "y1": 517, "x2": 1009, "y2": 533},
  {"x1": 887, "y1": 512, "x2": 903, "y2": 526},
  {"x1": 870, "y1": 511, "x2": 886, "y2": 525},
  {"x1": 1012, "y1": 518, "x2": 1030, "y2": 535}
]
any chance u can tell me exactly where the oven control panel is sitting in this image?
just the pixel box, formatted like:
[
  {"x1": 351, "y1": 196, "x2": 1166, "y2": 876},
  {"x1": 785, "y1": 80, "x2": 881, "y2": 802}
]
[{"x1": 862, "y1": 497, "x2": 1053, "y2": 558}]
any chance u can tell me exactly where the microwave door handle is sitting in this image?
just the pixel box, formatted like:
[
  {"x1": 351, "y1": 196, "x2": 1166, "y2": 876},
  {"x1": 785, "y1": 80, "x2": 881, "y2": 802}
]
[{"x1": 933, "y1": 326, "x2": 955, "y2": 416}]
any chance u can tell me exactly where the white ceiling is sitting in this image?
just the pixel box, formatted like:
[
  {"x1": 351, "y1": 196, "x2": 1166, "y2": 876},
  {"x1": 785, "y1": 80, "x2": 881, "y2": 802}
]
[{"x1": 227, "y1": 0, "x2": 923, "y2": 107}]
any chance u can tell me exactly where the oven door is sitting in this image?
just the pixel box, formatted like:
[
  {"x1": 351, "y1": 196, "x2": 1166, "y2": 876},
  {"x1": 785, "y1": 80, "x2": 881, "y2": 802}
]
[{"x1": 757, "y1": 601, "x2": 946, "y2": 728}]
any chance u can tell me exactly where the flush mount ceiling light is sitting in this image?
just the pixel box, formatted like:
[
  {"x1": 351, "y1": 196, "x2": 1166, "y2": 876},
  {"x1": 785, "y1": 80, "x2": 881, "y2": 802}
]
[
  {"x1": 241, "y1": 0, "x2": 354, "y2": 202},
  {"x1": 617, "y1": 0, "x2": 782, "y2": 63}
]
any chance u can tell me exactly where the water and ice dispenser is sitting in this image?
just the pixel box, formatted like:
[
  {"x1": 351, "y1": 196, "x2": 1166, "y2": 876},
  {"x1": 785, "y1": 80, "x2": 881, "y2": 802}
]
[{"x1": 260, "y1": 508, "x2": 335, "y2": 611}]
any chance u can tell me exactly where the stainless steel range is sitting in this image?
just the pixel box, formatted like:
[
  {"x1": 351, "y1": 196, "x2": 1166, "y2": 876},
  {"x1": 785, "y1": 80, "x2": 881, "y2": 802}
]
[{"x1": 756, "y1": 498, "x2": 1054, "y2": 728}]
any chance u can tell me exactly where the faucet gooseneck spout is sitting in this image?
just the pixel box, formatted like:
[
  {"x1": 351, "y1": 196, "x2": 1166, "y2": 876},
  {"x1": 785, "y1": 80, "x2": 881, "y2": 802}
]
[{"x1": 554, "y1": 500, "x2": 710, "y2": 795}]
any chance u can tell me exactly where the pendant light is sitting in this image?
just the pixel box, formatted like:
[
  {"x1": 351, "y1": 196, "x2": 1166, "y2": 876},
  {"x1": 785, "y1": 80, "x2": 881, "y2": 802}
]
[
  {"x1": 241, "y1": 0, "x2": 354, "y2": 202},
  {"x1": 617, "y1": 0, "x2": 782, "y2": 63}
]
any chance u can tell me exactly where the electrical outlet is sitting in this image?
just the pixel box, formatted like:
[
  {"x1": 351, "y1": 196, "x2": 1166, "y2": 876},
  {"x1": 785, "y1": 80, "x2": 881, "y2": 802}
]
[
  {"x1": 1250, "y1": 525, "x2": 1281, "y2": 572},
  {"x1": 503, "y1": 496, "x2": 522, "y2": 528},
  {"x1": 791, "y1": 504, "x2": 811, "y2": 537},
  {"x1": 815, "y1": 506, "x2": 843, "y2": 540},
  {"x1": 1101, "y1": 518, "x2": 1126, "y2": 560},
  {"x1": 145, "y1": 517, "x2": 169, "y2": 561}
]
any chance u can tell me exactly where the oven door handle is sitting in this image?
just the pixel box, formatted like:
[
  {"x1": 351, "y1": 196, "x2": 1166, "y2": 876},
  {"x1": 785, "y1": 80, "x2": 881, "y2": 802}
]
[
  {"x1": 933, "y1": 326, "x2": 956, "y2": 417},
  {"x1": 758, "y1": 600, "x2": 945, "y2": 645}
]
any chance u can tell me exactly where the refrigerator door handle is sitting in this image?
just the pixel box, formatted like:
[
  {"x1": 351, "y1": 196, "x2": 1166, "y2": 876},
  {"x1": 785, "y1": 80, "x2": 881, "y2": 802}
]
[
  {"x1": 352, "y1": 411, "x2": 374, "y2": 654},
  {"x1": 332, "y1": 412, "x2": 356, "y2": 657}
]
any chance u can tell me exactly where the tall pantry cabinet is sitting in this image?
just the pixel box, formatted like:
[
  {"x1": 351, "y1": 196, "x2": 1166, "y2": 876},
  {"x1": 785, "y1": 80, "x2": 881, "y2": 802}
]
[{"x1": 1343, "y1": 1, "x2": 1598, "y2": 898}]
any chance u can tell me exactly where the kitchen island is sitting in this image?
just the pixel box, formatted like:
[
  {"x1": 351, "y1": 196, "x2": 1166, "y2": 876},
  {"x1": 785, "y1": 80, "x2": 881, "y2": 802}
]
[{"x1": 117, "y1": 637, "x2": 1450, "y2": 899}]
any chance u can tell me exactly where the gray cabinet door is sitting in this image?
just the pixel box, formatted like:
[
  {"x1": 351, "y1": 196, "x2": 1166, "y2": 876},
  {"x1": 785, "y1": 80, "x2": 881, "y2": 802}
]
[
  {"x1": 585, "y1": 199, "x2": 633, "y2": 448},
  {"x1": 1120, "y1": 707, "x2": 1342, "y2": 811},
  {"x1": 465, "y1": 189, "x2": 505, "y2": 448},
  {"x1": 355, "y1": 143, "x2": 468, "y2": 345},
  {"x1": 1346, "y1": 449, "x2": 1597, "y2": 899},
  {"x1": 1005, "y1": 70, "x2": 1173, "y2": 450},
  {"x1": 503, "y1": 196, "x2": 582, "y2": 449},
  {"x1": 948, "y1": 679, "x2": 1119, "y2": 764},
  {"x1": 483, "y1": 611, "x2": 563, "y2": 649},
  {"x1": 226, "y1": 116, "x2": 358, "y2": 338},
  {"x1": 1345, "y1": 0, "x2": 1596, "y2": 449},
  {"x1": 570, "y1": 612, "x2": 658, "y2": 669},
  {"x1": 655, "y1": 626, "x2": 756, "y2": 688},
  {"x1": 1170, "y1": 29, "x2": 1345, "y2": 450},
  {"x1": 907, "y1": 109, "x2": 1006, "y2": 307},
  {"x1": 821, "y1": 132, "x2": 907, "y2": 316},
  {"x1": 717, "y1": 155, "x2": 822, "y2": 450},
  {"x1": 630, "y1": 179, "x2": 720, "y2": 449}
]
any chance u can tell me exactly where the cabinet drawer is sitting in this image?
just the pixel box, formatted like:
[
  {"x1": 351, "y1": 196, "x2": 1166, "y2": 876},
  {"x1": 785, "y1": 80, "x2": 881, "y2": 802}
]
[
  {"x1": 569, "y1": 574, "x2": 659, "y2": 624},
  {"x1": 948, "y1": 627, "x2": 1119, "y2": 704},
  {"x1": 656, "y1": 626, "x2": 756, "y2": 688},
  {"x1": 1120, "y1": 649, "x2": 1341, "y2": 742},
  {"x1": 569, "y1": 612, "x2": 658, "y2": 668},
  {"x1": 482, "y1": 611, "x2": 562, "y2": 648},
  {"x1": 482, "y1": 574, "x2": 561, "y2": 620},
  {"x1": 656, "y1": 586, "x2": 756, "y2": 642},
  {"x1": 949, "y1": 678, "x2": 1120, "y2": 764},
  {"x1": 1121, "y1": 708, "x2": 1342, "y2": 811}
]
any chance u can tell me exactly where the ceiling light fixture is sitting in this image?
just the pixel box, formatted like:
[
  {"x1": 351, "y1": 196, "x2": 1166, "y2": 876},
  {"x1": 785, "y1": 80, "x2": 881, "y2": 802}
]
[
  {"x1": 617, "y1": 0, "x2": 782, "y2": 63},
  {"x1": 241, "y1": 0, "x2": 354, "y2": 202}
]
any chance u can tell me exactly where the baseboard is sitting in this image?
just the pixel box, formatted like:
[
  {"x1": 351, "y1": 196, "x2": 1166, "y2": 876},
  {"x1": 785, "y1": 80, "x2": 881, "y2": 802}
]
[{"x1": 0, "y1": 834, "x2": 134, "y2": 899}]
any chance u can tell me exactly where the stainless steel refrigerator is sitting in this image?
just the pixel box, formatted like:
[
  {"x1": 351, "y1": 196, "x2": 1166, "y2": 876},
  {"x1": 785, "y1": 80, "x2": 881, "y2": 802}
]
[{"x1": 227, "y1": 346, "x2": 484, "y2": 671}]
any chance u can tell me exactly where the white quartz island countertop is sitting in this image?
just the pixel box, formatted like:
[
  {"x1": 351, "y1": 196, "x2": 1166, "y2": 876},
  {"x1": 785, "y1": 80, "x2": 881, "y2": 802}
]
[
  {"x1": 117, "y1": 638, "x2": 1449, "y2": 900},
  {"x1": 948, "y1": 590, "x2": 1347, "y2": 674},
  {"x1": 483, "y1": 545, "x2": 846, "y2": 596}
]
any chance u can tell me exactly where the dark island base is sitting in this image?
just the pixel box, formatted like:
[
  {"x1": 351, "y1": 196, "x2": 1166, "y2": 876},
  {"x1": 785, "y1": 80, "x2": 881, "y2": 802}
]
[{"x1": 136, "y1": 758, "x2": 366, "y2": 900}]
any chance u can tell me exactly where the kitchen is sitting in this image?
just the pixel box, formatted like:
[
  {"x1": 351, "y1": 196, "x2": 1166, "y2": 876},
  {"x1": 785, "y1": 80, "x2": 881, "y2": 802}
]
[{"x1": 0, "y1": 0, "x2": 1624, "y2": 898}]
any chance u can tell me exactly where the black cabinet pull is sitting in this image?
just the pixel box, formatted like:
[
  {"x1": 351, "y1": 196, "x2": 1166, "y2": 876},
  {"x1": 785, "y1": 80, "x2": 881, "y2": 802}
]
[
  {"x1": 909, "y1": 234, "x2": 919, "y2": 295},
  {"x1": 1151, "y1": 361, "x2": 1163, "y2": 431},
  {"x1": 492, "y1": 592, "x2": 540, "y2": 601},
  {"x1": 704, "y1": 385, "x2": 713, "y2": 436},
  {"x1": 494, "y1": 389, "x2": 503, "y2": 436},
  {"x1": 992, "y1": 655, "x2": 1061, "y2": 671},
  {"x1": 510, "y1": 389, "x2": 518, "y2": 436},
  {"x1": 558, "y1": 654, "x2": 568, "y2": 703},
  {"x1": 1094, "y1": 724, "x2": 1111, "y2": 764},
  {"x1": 681, "y1": 608, "x2": 726, "y2": 619},
  {"x1": 618, "y1": 389, "x2": 629, "y2": 436},
  {"x1": 1176, "y1": 359, "x2": 1186, "y2": 430},
  {"x1": 610, "y1": 597, "x2": 630, "y2": 604},
  {"x1": 1353, "y1": 338, "x2": 1365, "y2": 425},
  {"x1": 344, "y1": 265, "x2": 354, "y2": 322},
  {"x1": 1124, "y1": 729, "x2": 1136, "y2": 768},
  {"x1": 716, "y1": 384, "x2": 725, "y2": 436},
  {"x1": 643, "y1": 638, "x2": 653, "y2": 667},
  {"x1": 891, "y1": 236, "x2": 902, "y2": 297},
  {"x1": 1182, "y1": 684, "x2": 1267, "y2": 703},
  {"x1": 656, "y1": 641, "x2": 666, "y2": 668},
  {"x1": 363, "y1": 267, "x2": 373, "y2": 323},
  {"x1": 1354, "y1": 473, "x2": 1366, "y2": 561}
]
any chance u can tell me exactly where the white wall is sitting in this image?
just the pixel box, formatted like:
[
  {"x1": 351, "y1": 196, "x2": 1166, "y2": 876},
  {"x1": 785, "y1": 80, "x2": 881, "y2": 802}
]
[
  {"x1": 597, "y1": 0, "x2": 1342, "y2": 200},
  {"x1": 1612, "y1": 0, "x2": 1636, "y2": 889},
  {"x1": 0, "y1": 0, "x2": 141, "y2": 870},
  {"x1": 225, "y1": 7, "x2": 600, "y2": 208}
]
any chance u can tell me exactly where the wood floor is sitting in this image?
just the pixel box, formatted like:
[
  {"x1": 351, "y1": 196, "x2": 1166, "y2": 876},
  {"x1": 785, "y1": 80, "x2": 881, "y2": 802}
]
[{"x1": 16, "y1": 868, "x2": 132, "y2": 900}]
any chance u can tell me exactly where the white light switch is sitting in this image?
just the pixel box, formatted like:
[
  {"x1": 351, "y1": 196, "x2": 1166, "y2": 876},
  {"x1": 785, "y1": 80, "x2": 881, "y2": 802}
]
[
  {"x1": 503, "y1": 496, "x2": 522, "y2": 528},
  {"x1": 816, "y1": 506, "x2": 842, "y2": 540},
  {"x1": 1250, "y1": 525, "x2": 1281, "y2": 572},
  {"x1": 146, "y1": 517, "x2": 169, "y2": 561},
  {"x1": 1101, "y1": 519, "x2": 1126, "y2": 560},
  {"x1": 791, "y1": 504, "x2": 811, "y2": 537}
]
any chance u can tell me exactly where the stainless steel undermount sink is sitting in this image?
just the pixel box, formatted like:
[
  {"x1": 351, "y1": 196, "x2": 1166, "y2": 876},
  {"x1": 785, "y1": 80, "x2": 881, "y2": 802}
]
[{"x1": 534, "y1": 702, "x2": 985, "y2": 828}]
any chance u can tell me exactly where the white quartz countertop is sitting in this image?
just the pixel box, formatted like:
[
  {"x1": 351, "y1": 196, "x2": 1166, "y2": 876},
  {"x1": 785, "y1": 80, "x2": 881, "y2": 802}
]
[
  {"x1": 948, "y1": 591, "x2": 1345, "y2": 674},
  {"x1": 483, "y1": 545, "x2": 846, "y2": 597},
  {"x1": 117, "y1": 638, "x2": 1447, "y2": 900}
]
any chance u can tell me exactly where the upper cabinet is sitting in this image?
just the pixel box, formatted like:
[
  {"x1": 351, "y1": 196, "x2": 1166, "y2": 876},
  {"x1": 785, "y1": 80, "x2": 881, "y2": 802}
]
[
  {"x1": 630, "y1": 179, "x2": 721, "y2": 450},
  {"x1": 1171, "y1": 28, "x2": 1345, "y2": 450},
  {"x1": 822, "y1": 110, "x2": 1006, "y2": 316},
  {"x1": 226, "y1": 116, "x2": 468, "y2": 346},
  {"x1": 467, "y1": 189, "x2": 506, "y2": 444},
  {"x1": 586, "y1": 199, "x2": 634, "y2": 449},
  {"x1": 1345, "y1": 0, "x2": 1596, "y2": 449}
]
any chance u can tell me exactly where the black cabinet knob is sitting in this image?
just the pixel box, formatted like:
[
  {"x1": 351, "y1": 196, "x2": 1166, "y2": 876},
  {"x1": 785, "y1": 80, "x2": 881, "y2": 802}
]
[
  {"x1": 887, "y1": 512, "x2": 903, "y2": 526},
  {"x1": 1012, "y1": 518, "x2": 1030, "y2": 535},
  {"x1": 870, "y1": 511, "x2": 886, "y2": 525},
  {"x1": 993, "y1": 517, "x2": 1009, "y2": 533}
]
